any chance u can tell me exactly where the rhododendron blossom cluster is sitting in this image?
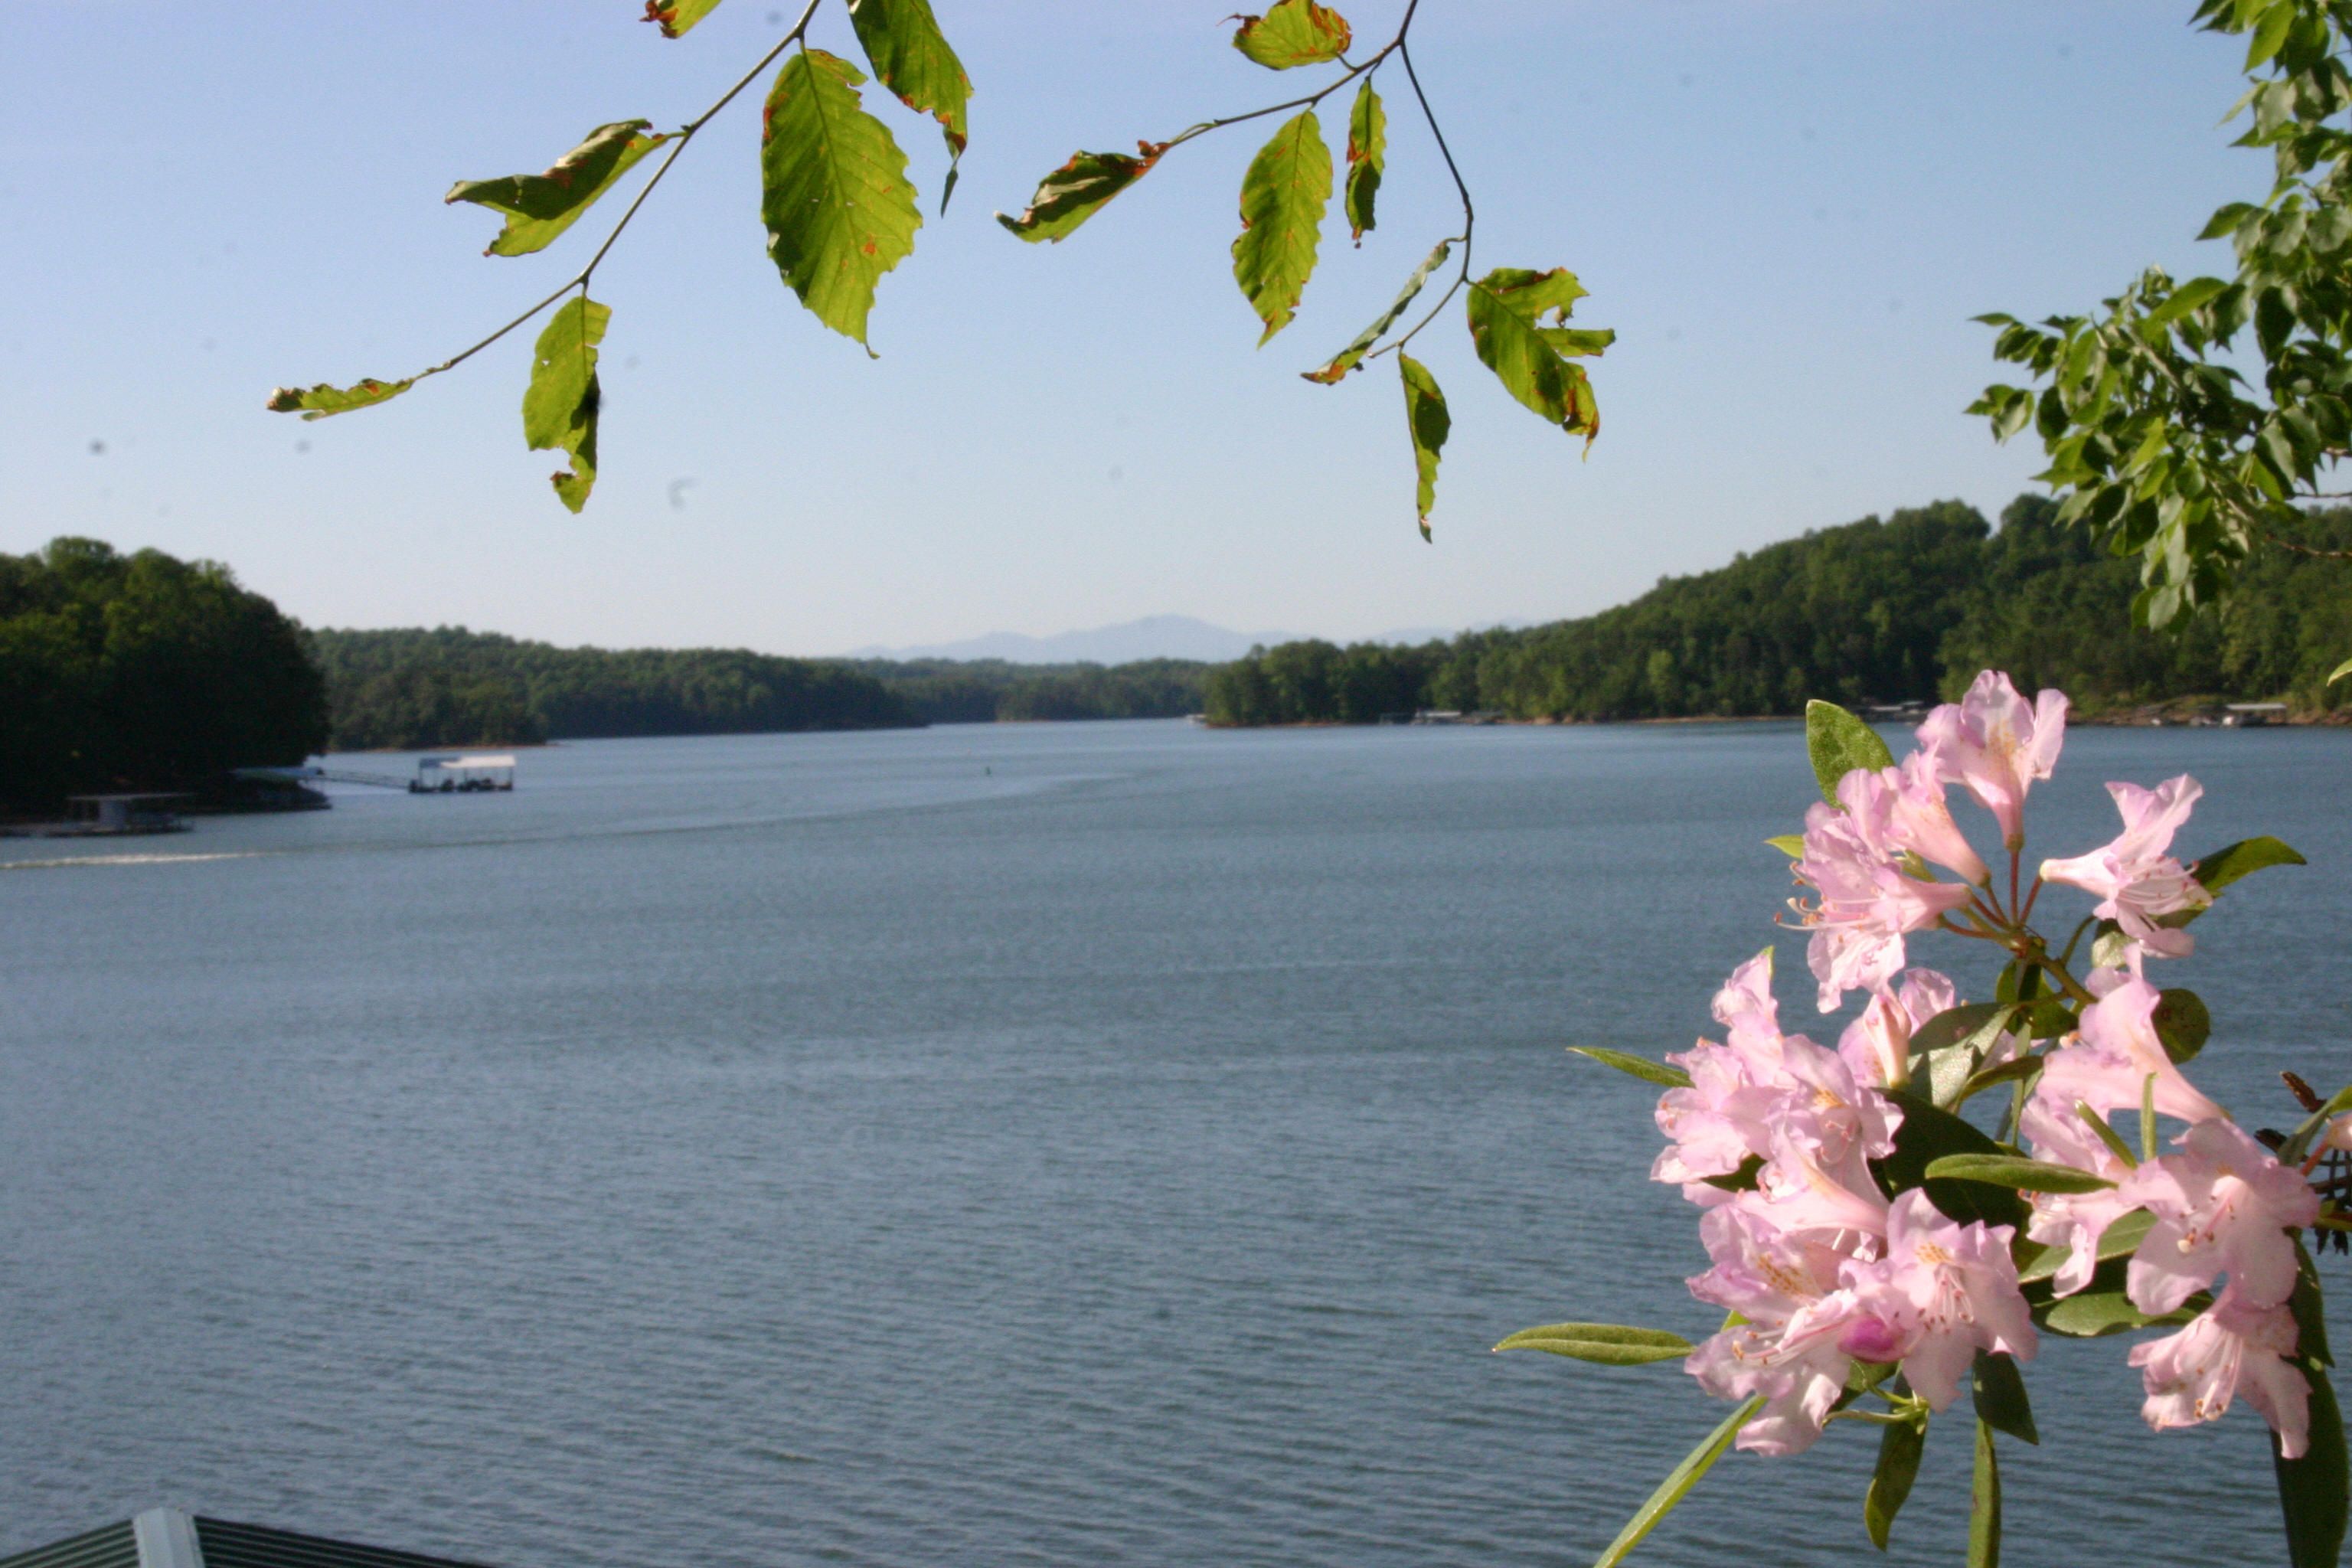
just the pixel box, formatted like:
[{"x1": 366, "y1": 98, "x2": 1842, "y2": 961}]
[{"x1": 1503, "y1": 671, "x2": 2344, "y2": 1567}]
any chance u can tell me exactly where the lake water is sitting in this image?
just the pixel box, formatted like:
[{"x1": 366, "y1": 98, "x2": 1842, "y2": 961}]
[{"x1": 5, "y1": 717, "x2": 2350, "y2": 1566}]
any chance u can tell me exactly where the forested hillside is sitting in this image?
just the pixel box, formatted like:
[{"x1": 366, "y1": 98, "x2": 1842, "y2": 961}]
[
  {"x1": 310, "y1": 630, "x2": 1215, "y2": 748},
  {"x1": 1204, "y1": 498, "x2": 2352, "y2": 725},
  {"x1": 309, "y1": 629, "x2": 919, "y2": 749},
  {"x1": 1, "y1": 538, "x2": 328, "y2": 813}
]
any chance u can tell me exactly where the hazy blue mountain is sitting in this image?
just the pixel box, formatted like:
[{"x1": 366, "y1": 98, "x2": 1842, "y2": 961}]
[{"x1": 848, "y1": 615, "x2": 1298, "y2": 665}]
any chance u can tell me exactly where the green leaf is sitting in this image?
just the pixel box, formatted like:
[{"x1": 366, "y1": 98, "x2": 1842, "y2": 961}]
[
  {"x1": 1230, "y1": 0, "x2": 1352, "y2": 68},
  {"x1": 1968, "y1": 1420, "x2": 2002, "y2": 1568},
  {"x1": 1568, "y1": 1045, "x2": 1692, "y2": 1089},
  {"x1": 1952, "y1": 1053, "x2": 2044, "y2": 1110},
  {"x1": 1301, "y1": 240, "x2": 1448, "y2": 384},
  {"x1": 760, "y1": 47, "x2": 923, "y2": 349},
  {"x1": 1804, "y1": 699, "x2": 1896, "y2": 805},
  {"x1": 2142, "y1": 275, "x2": 2232, "y2": 331},
  {"x1": 1874, "y1": 1091, "x2": 2028, "y2": 1230},
  {"x1": 1592, "y1": 1396, "x2": 1762, "y2": 1568},
  {"x1": 1231, "y1": 109, "x2": 1332, "y2": 345},
  {"x1": 1971, "y1": 1351, "x2": 2039, "y2": 1446},
  {"x1": 2189, "y1": 835, "x2": 2307, "y2": 894},
  {"x1": 1864, "y1": 1410, "x2": 1926, "y2": 1550},
  {"x1": 845, "y1": 0, "x2": 972, "y2": 188},
  {"x1": 265, "y1": 377, "x2": 416, "y2": 420},
  {"x1": 2291, "y1": 1236, "x2": 2335, "y2": 1368},
  {"x1": 1493, "y1": 1321, "x2": 1694, "y2": 1365},
  {"x1": 2151, "y1": 988, "x2": 2210, "y2": 1064},
  {"x1": 1398, "y1": 352, "x2": 1449, "y2": 541},
  {"x1": 2200, "y1": 200, "x2": 2262, "y2": 240},
  {"x1": 1910, "y1": 1004, "x2": 2010, "y2": 1057},
  {"x1": 642, "y1": 0, "x2": 724, "y2": 38},
  {"x1": 1925, "y1": 1154, "x2": 2116, "y2": 1194},
  {"x1": 446, "y1": 121, "x2": 672, "y2": 258},
  {"x1": 2328, "y1": 655, "x2": 2352, "y2": 685},
  {"x1": 2277, "y1": 1362, "x2": 2349, "y2": 1568},
  {"x1": 2041, "y1": 1290, "x2": 2179, "y2": 1337},
  {"x1": 2281, "y1": 1086, "x2": 2352, "y2": 1166},
  {"x1": 1465, "y1": 266, "x2": 1605, "y2": 439},
  {"x1": 1344, "y1": 80, "x2": 1384, "y2": 241},
  {"x1": 996, "y1": 142, "x2": 1167, "y2": 243},
  {"x1": 1766, "y1": 833, "x2": 1806, "y2": 858},
  {"x1": 522, "y1": 294, "x2": 608, "y2": 514},
  {"x1": 1699, "y1": 1153, "x2": 1765, "y2": 1194}
]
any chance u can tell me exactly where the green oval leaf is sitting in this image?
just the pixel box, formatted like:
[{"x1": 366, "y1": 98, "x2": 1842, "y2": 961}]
[
  {"x1": 1924, "y1": 1153, "x2": 2116, "y2": 1194},
  {"x1": 1804, "y1": 698, "x2": 1896, "y2": 805},
  {"x1": 995, "y1": 142, "x2": 1166, "y2": 243},
  {"x1": 265, "y1": 377, "x2": 416, "y2": 420},
  {"x1": 1344, "y1": 80, "x2": 1384, "y2": 240},
  {"x1": 1397, "y1": 352, "x2": 1448, "y2": 540},
  {"x1": 2152, "y1": 988, "x2": 2211, "y2": 1064},
  {"x1": 1302, "y1": 239, "x2": 1448, "y2": 384},
  {"x1": 1968, "y1": 1419, "x2": 2002, "y2": 1568},
  {"x1": 1493, "y1": 1321, "x2": 1694, "y2": 1364},
  {"x1": 1874, "y1": 1091, "x2": 2028, "y2": 1230},
  {"x1": 1231, "y1": 109, "x2": 1331, "y2": 345},
  {"x1": 760, "y1": 48, "x2": 923, "y2": 348},
  {"x1": 2276, "y1": 1361, "x2": 2348, "y2": 1568},
  {"x1": 1567, "y1": 1045, "x2": 1692, "y2": 1089},
  {"x1": 1230, "y1": 0, "x2": 1352, "y2": 69},
  {"x1": 522, "y1": 295, "x2": 609, "y2": 513},
  {"x1": 1464, "y1": 266, "x2": 1605, "y2": 439},
  {"x1": 1865, "y1": 1411, "x2": 1926, "y2": 1550},
  {"x1": 446, "y1": 120, "x2": 672, "y2": 258},
  {"x1": 1766, "y1": 833, "x2": 1806, "y2": 858},
  {"x1": 2190, "y1": 835, "x2": 2307, "y2": 894},
  {"x1": 1971, "y1": 1350, "x2": 2038, "y2": 1446},
  {"x1": 2040, "y1": 1289, "x2": 2178, "y2": 1338}
]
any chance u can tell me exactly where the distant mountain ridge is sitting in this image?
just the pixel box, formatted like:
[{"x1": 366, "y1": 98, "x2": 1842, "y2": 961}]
[{"x1": 847, "y1": 614, "x2": 1462, "y2": 665}]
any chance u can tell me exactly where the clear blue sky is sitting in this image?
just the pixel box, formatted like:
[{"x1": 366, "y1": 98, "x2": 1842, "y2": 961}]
[{"x1": 0, "y1": 2, "x2": 2270, "y2": 654}]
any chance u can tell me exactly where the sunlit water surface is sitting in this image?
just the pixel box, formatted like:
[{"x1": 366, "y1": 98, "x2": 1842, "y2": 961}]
[{"x1": 5, "y1": 718, "x2": 2350, "y2": 1566}]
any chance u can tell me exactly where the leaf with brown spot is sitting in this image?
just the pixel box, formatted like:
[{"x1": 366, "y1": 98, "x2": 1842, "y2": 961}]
[
  {"x1": 1398, "y1": 352, "x2": 1448, "y2": 539},
  {"x1": 642, "y1": 0, "x2": 725, "y2": 38},
  {"x1": 760, "y1": 47, "x2": 923, "y2": 348},
  {"x1": 845, "y1": 0, "x2": 972, "y2": 207},
  {"x1": 996, "y1": 143, "x2": 1167, "y2": 243},
  {"x1": 446, "y1": 121, "x2": 673, "y2": 258},
  {"x1": 1301, "y1": 239, "x2": 1447, "y2": 384},
  {"x1": 1230, "y1": 0, "x2": 1351, "y2": 68},
  {"x1": 1465, "y1": 266, "x2": 1611, "y2": 444},
  {"x1": 266, "y1": 377, "x2": 416, "y2": 420},
  {"x1": 1231, "y1": 109, "x2": 1331, "y2": 345},
  {"x1": 1344, "y1": 80, "x2": 1383, "y2": 242}
]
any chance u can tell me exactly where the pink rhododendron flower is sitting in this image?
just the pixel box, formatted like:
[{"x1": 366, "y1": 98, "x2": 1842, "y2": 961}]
[
  {"x1": 1916, "y1": 671, "x2": 2068, "y2": 850},
  {"x1": 2038, "y1": 775, "x2": 2211, "y2": 959},
  {"x1": 1655, "y1": 952, "x2": 1821, "y2": 1201},
  {"x1": 2128, "y1": 1291, "x2": 2311, "y2": 1459},
  {"x1": 1749, "y1": 1109, "x2": 1895, "y2": 1246},
  {"x1": 1794, "y1": 802, "x2": 1974, "y2": 1012},
  {"x1": 2122, "y1": 1117, "x2": 2318, "y2": 1316},
  {"x1": 1883, "y1": 752, "x2": 1991, "y2": 885},
  {"x1": 1684, "y1": 1205, "x2": 1875, "y2": 1455},
  {"x1": 1838, "y1": 1190, "x2": 2038, "y2": 1410},
  {"x1": 2027, "y1": 976, "x2": 2225, "y2": 1135},
  {"x1": 1835, "y1": 968, "x2": 1957, "y2": 1089},
  {"x1": 2020, "y1": 1108, "x2": 2141, "y2": 1298}
]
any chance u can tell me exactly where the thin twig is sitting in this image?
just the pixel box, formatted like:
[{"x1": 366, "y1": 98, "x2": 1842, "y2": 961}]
[{"x1": 1375, "y1": 33, "x2": 1475, "y2": 354}]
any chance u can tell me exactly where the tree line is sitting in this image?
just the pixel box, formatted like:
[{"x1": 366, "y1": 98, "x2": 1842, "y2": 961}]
[
  {"x1": 311, "y1": 629, "x2": 1214, "y2": 750},
  {"x1": 1202, "y1": 497, "x2": 2352, "y2": 726},
  {"x1": 0, "y1": 538, "x2": 330, "y2": 815}
]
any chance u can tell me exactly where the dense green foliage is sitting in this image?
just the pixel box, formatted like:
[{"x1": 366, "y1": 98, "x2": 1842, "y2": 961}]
[
  {"x1": 312, "y1": 630, "x2": 1213, "y2": 747},
  {"x1": 309, "y1": 628, "x2": 918, "y2": 749},
  {"x1": 1204, "y1": 498, "x2": 2352, "y2": 725},
  {"x1": 1975, "y1": 0, "x2": 2352, "y2": 652},
  {"x1": 0, "y1": 538, "x2": 329, "y2": 814}
]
